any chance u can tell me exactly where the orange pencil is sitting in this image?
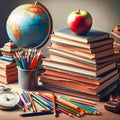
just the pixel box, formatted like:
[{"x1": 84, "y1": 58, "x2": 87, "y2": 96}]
[
  {"x1": 52, "y1": 93, "x2": 57, "y2": 117},
  {"x1": 27, "y1": 91, "x2": 37, "y2": 112}
]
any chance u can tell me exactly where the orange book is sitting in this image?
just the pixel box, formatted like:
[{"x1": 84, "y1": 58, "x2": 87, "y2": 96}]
[
  {"x1": 50, "y1": 53, "x2": 114, "y2": 71},
  {"x1": 0, "y1": 74, "x2": 18, "y2": 84},
  {"x1": 43, "y1": 81, "x2": 118, "y2": 101},
  {"x1": 40, "y1": 73, "x2": 119, "y2": 95},
  {"x1": 50, "y1": 34, "x2": 113, "y2": 49},
  {"x1": 51, "y1": 42, "x2": 113, "y2": 54},
  {"x1": 42, "y1": 59, "x2": 117, "y2": 77},
  {"x1": 42, "y1": 67, "x2": 118, "y2": 85}
]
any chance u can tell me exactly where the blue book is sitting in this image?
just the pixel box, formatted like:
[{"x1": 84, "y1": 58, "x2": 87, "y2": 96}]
[
  {"x1": 53, "y1": 27, "x2": 109, "y2": 44},
  {"x1": 0, "y1": 56, "x2": 15, "y2": 62}
]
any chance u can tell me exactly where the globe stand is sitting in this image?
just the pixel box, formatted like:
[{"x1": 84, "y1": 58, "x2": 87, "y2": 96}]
[{"x1": 34, "y1": 1, "x2": 53, "y2": 50}]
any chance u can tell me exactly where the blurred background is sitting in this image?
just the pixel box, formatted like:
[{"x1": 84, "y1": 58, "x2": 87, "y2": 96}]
[{"x1": 0, "y1": 0, "x2": 120, "y2": 56}]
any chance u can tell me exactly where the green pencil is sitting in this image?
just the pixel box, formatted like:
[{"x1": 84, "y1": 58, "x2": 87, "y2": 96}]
[
  {"x1": 57, "y1": 102, "x2": 80, "y2": 117},
  {"x1": 59, "y1": 96, "x2": 98, "y2": 114},
  {"x1": 33, "y1": 97, "x2": 49, "y2": 110}
]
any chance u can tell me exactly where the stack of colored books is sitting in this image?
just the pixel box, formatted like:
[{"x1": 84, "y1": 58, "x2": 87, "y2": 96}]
[
  {"x1": 0, "y1": 41, "x2": 21, "y2": 84},
  {"x1": 40, "y1": 27, "x2": 119, "y2": 101}
]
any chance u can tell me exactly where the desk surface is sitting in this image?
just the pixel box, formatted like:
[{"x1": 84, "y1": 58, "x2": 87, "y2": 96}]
[{"x1": 0, "y1": 83, "x2": 120, "y2": 120}]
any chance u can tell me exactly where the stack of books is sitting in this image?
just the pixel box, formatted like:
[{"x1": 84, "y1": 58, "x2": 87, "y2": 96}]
[
  {"x1": 110, "y1": 25, "x2": 120, "y2": 69},
  {"x1": 40, "y1": 27, "x2": 119, "y2": 101},
  {"x1": 0, "y1": 41, "x2": 21, "y2": 84}
]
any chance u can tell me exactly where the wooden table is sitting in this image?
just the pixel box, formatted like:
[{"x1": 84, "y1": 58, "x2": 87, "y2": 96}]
[{"x1": 0, "y1": 82, "x2": 120, "y2": 120}]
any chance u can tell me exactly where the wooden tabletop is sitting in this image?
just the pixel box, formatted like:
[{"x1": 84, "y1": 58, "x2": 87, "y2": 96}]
[{"x1": 0, "y1": 82, "x2": 120, "y2": 120}]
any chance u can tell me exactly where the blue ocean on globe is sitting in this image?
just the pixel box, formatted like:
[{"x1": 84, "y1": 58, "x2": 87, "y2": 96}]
[{"x1": 6, "y1": 4, "x2": 52, "y2": 48}]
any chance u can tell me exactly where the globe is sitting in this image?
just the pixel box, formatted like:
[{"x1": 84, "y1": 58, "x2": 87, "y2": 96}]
[{"x1": 6, "y1": 2, "x2": 53, "y2": 49}]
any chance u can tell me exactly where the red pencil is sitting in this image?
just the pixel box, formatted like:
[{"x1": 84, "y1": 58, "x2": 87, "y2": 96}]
[
  {"x1": 29, "y1": 50, "x2": 43, "y2": 69},
  {"x1": 58, "y1": 106, "x2": 74, "y2": 118}
]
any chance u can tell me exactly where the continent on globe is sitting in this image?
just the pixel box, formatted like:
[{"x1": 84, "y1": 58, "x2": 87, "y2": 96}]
[{"x1": 6, "y1": 2, "x2": 53, "y2": 48}]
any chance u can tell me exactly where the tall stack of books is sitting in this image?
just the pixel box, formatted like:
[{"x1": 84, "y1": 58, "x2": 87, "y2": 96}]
[
  {"x1": 0, "y1": 41, "x2": 21, "y2": 84},
  {"x1": 40, "y1": 27, "x2": 119, "y2": 101},
  {"x1": 110, "y1": 25, "x2": 120, "y2": 70}
]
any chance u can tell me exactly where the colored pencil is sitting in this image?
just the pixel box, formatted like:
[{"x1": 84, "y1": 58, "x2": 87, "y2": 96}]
[
  {"x1": 69, "y1": 97, "x2": 96, "y2": 107},
  {"x1": 20, "y1": 110, "x2": 52, "y2": 117},
  {"x1": 58, "y1": 106, "x2": 74, "y2": 118},
  {"x1": 32, "y1": 96, "x2": 49, "y2": 110},
  {"x1": 52, "y1": 93, "x2": 57, "y2": 117},
  {"x1": 29, "y1": 50, "x2": 43, "y2": 69},
  {"x1": 17, "y1": 91, "x2": 31, "y2": 111},
  {"x1": 26, "y1": 91, "x2": 37, "y2": 112}
]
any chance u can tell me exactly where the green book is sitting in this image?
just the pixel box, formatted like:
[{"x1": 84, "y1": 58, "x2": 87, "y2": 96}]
[{"x1": 53, "y1": 27, "x2": 109, "y2": 43}]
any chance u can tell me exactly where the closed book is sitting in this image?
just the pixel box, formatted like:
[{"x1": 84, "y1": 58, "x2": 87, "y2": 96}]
[
  {"x1": 0, "y1": 56, "x2": 15, "y2": 62},
  {"x1": 49, "y1": 46, "x2": 114, "y2": 60},
  {"x1": 53, "y1": 27, "x2": 109, "y2": 43},
  {"x1": 50, "y1": 34, "x2": 113, "y2": 49},
  {"x1": 51, "y1": 42, "x2": 113, "y2": 54},
  {"x1": 1, "y1": 51, "x2": 13, "y2": 58},
  {"x1": 50, "y1": 53, "x2": 114, "y2": 71},
  {"x1": 42, "y1": 59, "x2": 117, "y2": 77},
  {"x1": 0, "y1": 74, "x2": 18, "y2": 84},
  {"x1": 43, "y1": 81, "x2": 118, "y2": 101},
  {"x1": 0, "y1": 41, "x2": 21, "y2": 52},
  {"x1": 41, "y1": 73, "x2": 119, "y2": 95},
  {"x1": 42, "y1": 68, "x2": 118, "y2": 85},
  {"x1": 0, "y1": 59, "x2": 17, "y2": 69},
  {"x1": 48, "y1": 48, "x2": 115, "y2": 65},
  {"x1": 0, "y1": 67, "x2": 18, "y2": 77},
  {"x1": 110, "y1": 32, "x2": 120, "y2": 42}
]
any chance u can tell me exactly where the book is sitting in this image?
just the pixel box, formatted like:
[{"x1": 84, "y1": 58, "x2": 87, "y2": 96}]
[
  {"x1": 53, "y1": 27, "x2": 109, "y2": 43},
  {"x1": 43, "y1": 67, "x2": 118, "y2": 85},
  {"x1": 42, "y1": 81, "x2": 118, "y2": 101},
  {"x1": 110, "y1": 31, "x2": 120, "y2": 42},
  {"x1": 50, "y1": 34, "x2": 113, "y2": 49},
  {"x1": 42, "y1": 59, "x2": 117, "y2": 77},
  {"x1": 0, "y1": 67, "x2": 18, "y2": 77},
  {"x1": 49, "y1": 46, "x2": 114, "y2": 60},
  {"x1": 49, "y1": 53, "x2": 114, "y2": 71},
  {"x1": 0, "y1": 74, "x2": 18, "y2": 84},
  {"x1": 0, "y1": 41, "x2": 21, "y2": 52},
  {"x1": 51, "y1": 42, "x2": 113, "y2": 54},
  {"x1": 0, "y1": 59, "x2": 17, "y2": 69},
  {"x1": 48, "y1": 48, "x2": 115, "y2": 65},
  {"x1": 1, "y1": 51, "x2": 13, "y2": 58},
  {"x1": 0, "y1": 56, "x2": 15, "y2": 62},
  {"x1": 41, "y1": 73, "x2": 119, "y2": 95}
]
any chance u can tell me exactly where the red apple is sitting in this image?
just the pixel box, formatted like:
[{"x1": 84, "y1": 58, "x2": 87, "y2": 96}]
[{"x1": 67, "y1": 10, "x2": 92, "y2": 34}]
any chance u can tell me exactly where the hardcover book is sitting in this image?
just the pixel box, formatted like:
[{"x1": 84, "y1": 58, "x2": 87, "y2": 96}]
[
  {"x1": 51, "y1": 42, "x2": 113, "y2": 54},
  {"x1": 53, "y1": 27, "x2": 109, "y2": 43},
  {"x1": 43, "y1": 81, "x2": 118, "y2": 101},
  {"x1": 48, "y1": 46, "x2": 114, "y2": 60},
  {"x1": 41, "y1": 73, "x2": 119, "y2": 95},
  {"x1": 43, "y1": 67, "x2": 118, "y2": 85},
  {"x1": 0, "y1": 74, "x2": 18, "y2": 84},
  {"x1": 50, "y1": 34, "x2": 113, "y2": 49},
  {"x1": 0, "y1": 59, "x2": 17, "y2": 69},
  {"x1": 49, "y1": 53, "x2": 114, "y2": 71},
  {"x1": 42, "y1": 59, "x2": 117, "y2": 77},
  {"x1": 48, "y1": 48, "x2": 115, "y2": 65}
]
